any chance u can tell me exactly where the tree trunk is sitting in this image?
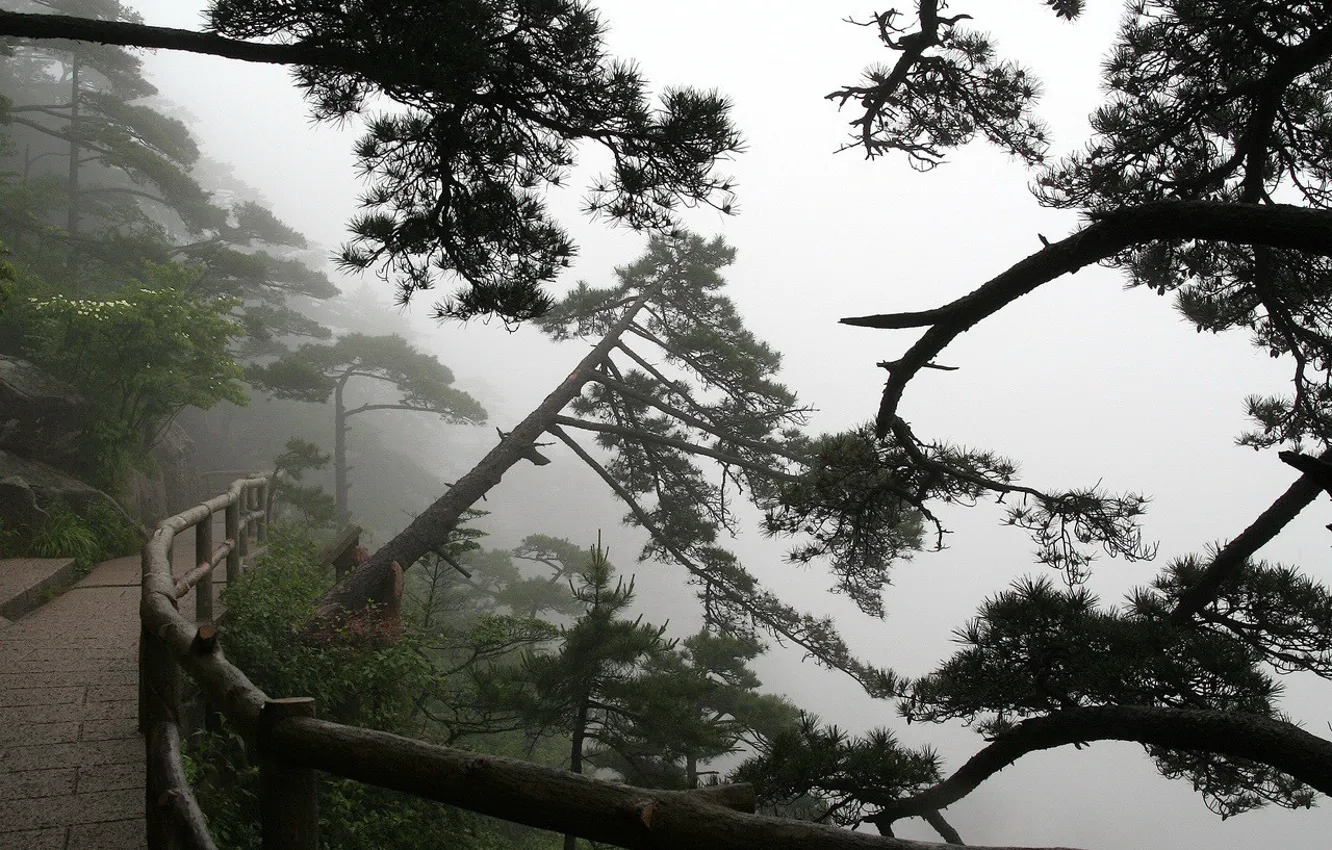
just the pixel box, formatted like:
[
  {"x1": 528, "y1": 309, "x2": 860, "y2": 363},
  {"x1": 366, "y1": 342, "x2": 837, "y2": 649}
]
[
  {"x1": 686, "y1": 752, "x2": 698, "y2": 789},
  {"x1": 334, "y1": 372, "x2": 351, "y2": 523},
  {"x1": 315, "y1": 285, "x2": 661, "y2": 620},
  {"x1": 65, "y1": 55, "x2": 80, "y2": 278},
  {"x1": 564, "y1": 695, "x2": 591, "y2": 850}
]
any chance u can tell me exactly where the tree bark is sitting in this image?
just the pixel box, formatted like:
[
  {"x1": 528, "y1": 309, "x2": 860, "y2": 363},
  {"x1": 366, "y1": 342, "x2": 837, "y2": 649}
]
[
  {"x1": 565, "y1": 695, "x2": 591, "y2": 850},
  {"x1": 868, "y1": 705, "x2": 1332, "y2": 831},
  {"x1": 316, "y1": 285, "x2": 661, "y2": 620},
  {"x1": 65, "y1": 56, "x2": 80, "y2": 241},
  {"x1": 334, "y1": 372, "x2": 350, "y2": 523},
  {"x1": 0, "y1": 11, "x2": 335, "y2": 66}
]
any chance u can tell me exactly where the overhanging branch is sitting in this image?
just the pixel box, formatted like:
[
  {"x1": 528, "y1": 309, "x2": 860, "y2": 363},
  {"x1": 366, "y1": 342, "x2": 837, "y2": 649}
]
[
  {"x1": 837, "y1": 201, "x2": 1332, "y2": 437},
  {"x1": 548, "y1": 424, "x2": 898, "y2": 698},
  {"x1": 0, "y1": 10, "x2": 332, "y2": 66}
]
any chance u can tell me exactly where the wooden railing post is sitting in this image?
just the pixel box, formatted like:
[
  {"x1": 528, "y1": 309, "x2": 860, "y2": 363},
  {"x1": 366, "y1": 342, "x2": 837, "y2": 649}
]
[
  {"x1": 237, "y1": 489, "x2": 251, "y2": 562},
  {"x1": 225, "y1": 499, "x2": 242, "y2": 584},
  {"x1": 142, "y1": 620, "x2": 182, "y2": 850},
  {"x1": 194, "y1": 519, "x2": 213, "y2": 623},
  {"x1": 258, "y1": 698, "x2": 318, "y2": 850},
  {"x1": 256, "y1": 480, "x2": 269, "y2": 544}
]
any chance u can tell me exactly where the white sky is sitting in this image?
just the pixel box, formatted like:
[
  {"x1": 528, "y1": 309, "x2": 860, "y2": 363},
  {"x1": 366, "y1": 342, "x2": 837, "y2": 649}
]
[{"x1": 128, "y1": 2, "x2": 1332, "y2": 847}]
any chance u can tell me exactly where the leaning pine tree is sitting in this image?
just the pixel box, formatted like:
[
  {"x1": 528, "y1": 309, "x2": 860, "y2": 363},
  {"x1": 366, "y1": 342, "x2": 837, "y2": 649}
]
[{"x1": 326, "y1": 233, "x2": 938, "y2": 694}]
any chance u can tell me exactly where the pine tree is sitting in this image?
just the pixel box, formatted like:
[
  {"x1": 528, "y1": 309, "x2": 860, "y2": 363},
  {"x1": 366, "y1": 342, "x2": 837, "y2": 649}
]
[
  {"x1": 323, "y1": 233, "x2": 918, "y2": 697},
  {"x1": 246, "y1": 333, "x2": 487, "y2": 521},
  {"x1": 0, "y1": 0, "x2": 337, "y2": 341},
  {"x1": 588, "y1": 630, "x2": 801, "y2": 791},
  {"x1": 824, "y1": 0, "x2": 1332, "y2": 841},
  {"x1": 512, "y1": 537, "x2": 669, "y2": 850}
]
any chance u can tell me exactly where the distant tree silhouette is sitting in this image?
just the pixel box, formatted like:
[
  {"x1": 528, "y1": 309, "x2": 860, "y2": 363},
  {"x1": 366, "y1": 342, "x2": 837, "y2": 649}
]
[{"x1": 247, "y1": 332, "x2": 486, "y2": 520}]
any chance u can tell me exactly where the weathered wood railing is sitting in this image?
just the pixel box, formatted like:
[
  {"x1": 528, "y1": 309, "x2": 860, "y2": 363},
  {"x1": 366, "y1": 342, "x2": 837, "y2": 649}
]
[
  {"x1": 139, "y1": 474, "x2": 271, "y2": 849},
  {"x1": 138, "y1": 478, "x2": 960, "y2": 850}
]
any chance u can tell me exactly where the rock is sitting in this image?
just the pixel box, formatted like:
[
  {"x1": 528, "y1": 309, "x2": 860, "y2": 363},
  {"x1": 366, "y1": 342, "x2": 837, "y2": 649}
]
[
  {"x1": 0, "y1": 450, "x2": 126, "y2": 533},
  {"x1": 0, "y1": 356, "x2": 86, "y2": 469},
  {"x1": 125, "y1": 421, "x2": 203, "y2": 527}
]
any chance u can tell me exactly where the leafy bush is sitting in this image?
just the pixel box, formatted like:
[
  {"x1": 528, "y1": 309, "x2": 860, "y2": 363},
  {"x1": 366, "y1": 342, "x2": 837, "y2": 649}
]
[
  {"x1": 20, "y1": 265, "x2": 248, "y2": 491},
  {"x1": 218, "y1": 527, "x2": 432, "y2": 727}
]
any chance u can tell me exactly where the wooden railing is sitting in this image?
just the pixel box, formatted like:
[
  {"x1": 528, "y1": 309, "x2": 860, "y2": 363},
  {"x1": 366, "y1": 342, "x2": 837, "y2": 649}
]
[
  {"x1": 139, "y1": 474, "x2": 272, "y2": 849},
  {"x1": 138, "y1": 478, "x2": 898, "y2": 850}
]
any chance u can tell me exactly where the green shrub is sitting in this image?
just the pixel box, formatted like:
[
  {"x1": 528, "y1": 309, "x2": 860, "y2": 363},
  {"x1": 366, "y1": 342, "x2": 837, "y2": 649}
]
[
  {"x1": 190, "y1": 526, "x2": 559, "y2": 849},
  {"x1": 28, "y1": 503, "x2": 99, "y2": 567},
  {"x1": 0, "y1": 500, "x2": 139, "y2": 572},
  {"x1": 21, "y1": 267, "x2": 248, "y2": 491}
]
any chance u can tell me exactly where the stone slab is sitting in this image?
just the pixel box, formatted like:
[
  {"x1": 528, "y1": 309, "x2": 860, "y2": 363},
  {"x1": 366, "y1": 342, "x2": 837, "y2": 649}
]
[
  {"x1": 0, "y1": 788, "x2": 144, "y2": 831},
  {"x1": 0, "y1": 766, "x2": 77, "y2": 800},
  {"x1": 0, "y1": 557, "x2": 80, "y2": 621}
]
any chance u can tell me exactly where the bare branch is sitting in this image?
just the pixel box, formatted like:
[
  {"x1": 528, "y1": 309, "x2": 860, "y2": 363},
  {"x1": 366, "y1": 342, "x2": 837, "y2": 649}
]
[{"x1": 837, "y1": 201, "x2": 1332, "y2": 438}]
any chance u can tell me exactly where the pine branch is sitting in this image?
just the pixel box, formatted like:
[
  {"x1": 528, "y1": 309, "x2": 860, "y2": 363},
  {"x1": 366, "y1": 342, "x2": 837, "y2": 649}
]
[
  {"x1": 551, "y1": 415, "x2": 797, "y2": 483},
  {"x1": 866, "y1": 705, "x2": 1332, "y2": 831},
  {"x1": 1170, "y1": 448, "x2": 1332, "y2": 624},
  {"x1": 589, "y1": 373, "x2": 809, "y2": 464},
  {"x1": 0, "y1": 10, "x2": 333, "y2": 65},
  {"x1": 548, "y1": 424, "x2": 899, "y2": 697}
]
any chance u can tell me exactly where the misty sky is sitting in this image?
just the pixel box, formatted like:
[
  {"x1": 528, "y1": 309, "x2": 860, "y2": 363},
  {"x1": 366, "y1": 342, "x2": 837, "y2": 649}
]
[{"x1": 124, "y1": 2, "x2": 1332, "y2": 847}]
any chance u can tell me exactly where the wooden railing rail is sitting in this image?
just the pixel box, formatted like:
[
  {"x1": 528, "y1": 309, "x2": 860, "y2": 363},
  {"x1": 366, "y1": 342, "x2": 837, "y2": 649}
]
[
  {"x1": 140, "y1": 478, "x2": 920, "y2": 850},
  {"x1": 140, "y1": 474, "x2": 273, "y2": 849}
]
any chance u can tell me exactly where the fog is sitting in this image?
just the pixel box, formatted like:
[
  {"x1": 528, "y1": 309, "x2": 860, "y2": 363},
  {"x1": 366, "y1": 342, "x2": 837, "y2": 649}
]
[{"x1": 125, "y1": 2, "x2": 1332, "y2": 847}]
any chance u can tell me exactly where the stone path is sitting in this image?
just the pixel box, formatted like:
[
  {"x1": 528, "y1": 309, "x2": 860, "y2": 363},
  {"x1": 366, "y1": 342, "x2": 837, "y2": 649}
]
[{"x1": 0, "y1": 516, "x2": 226, "y2": 850}]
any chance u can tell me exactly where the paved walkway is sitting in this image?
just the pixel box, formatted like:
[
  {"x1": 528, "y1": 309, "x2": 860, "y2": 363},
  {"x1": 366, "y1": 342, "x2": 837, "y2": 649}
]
[{"x1": 0, "y1": 516, "x2": 226, "y2": 850}]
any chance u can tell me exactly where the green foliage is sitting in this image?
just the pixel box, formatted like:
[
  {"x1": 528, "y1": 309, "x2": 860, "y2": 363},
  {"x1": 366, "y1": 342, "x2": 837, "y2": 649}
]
[
  {"x1": 734, "y1": 713, "x2": 941, "y2": 827},
  {"x1": 270, "y1": 437, "x2": 337, "y2": 528},
  {"x1": 0, "y1": 240, "x2": 14, "y2": 315},
  {"x1": 766, "y1": 426, "x2": 927, "y2": 616},
  {"x1": 0, "y1": 499, "x2": 140, "y2": 572},
  {"x1": 590, "y1": 630, "x2": 802, "y2": 790},
  {"x1": 220, "y1": 528, "x2": 431, "y2": 727},
  {"x1": 0, "y1": 14, "x2": 335, "y2": 351},
  {"x1": 23, "y1": 502, "x2": 98, "y2": 567},
  {"x1": 21, "y1": 272, "x2": 247, "y2": 490},
  {"x1": 206, "y1": 0, "x2": 742, "y2": 322},
  {"x1": 903, "y1": 574, "x2": 1311, "y2": 817},
  {"x1": 193, "y1": 525, "x2": 565, "y2": 848}
]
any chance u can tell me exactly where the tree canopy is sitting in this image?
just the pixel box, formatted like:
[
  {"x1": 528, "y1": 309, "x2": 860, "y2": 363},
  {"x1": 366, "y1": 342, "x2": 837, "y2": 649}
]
[{"x1": 0, "y1": 0, "x2": 743, "y2": 322}]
